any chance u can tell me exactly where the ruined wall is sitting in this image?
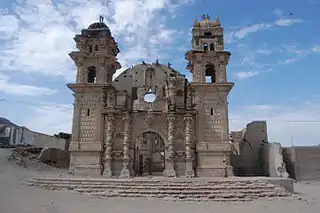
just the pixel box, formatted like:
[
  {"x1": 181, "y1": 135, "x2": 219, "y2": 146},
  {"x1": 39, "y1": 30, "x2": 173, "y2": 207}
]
[
  {"x1": 231, "y1": 121, "x2": 268, "y2": 176},
  {"x1": 283, "y1": 146, "x2": 320, "y2": 181},
  {"x1": 262, "y1": 142, "x2": 289, "y2": 178}
]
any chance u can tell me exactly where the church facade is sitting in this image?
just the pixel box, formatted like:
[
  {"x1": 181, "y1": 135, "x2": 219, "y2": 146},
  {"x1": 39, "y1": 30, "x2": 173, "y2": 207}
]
[{"x1": 67, "y1": 15, "x2": 234, "y2": 178}]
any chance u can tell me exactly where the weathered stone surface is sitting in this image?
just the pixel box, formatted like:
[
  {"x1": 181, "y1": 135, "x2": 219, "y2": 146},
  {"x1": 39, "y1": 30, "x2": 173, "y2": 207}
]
[
  {"x1": 67, "y1": 15, "x2": 234, "y2": 177},
  {"x1": 26, "y1": 177, "x2": 293, "y2": 202},
  {"x1": 37, "y1": 148, "x2": 70, "y2": 168}
]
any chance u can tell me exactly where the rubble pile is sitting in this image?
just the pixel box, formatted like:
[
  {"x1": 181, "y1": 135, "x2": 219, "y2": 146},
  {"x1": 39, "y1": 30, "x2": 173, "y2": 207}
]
[{"x1": 8, "y1": 147, "x2": 54, "y2": 170}]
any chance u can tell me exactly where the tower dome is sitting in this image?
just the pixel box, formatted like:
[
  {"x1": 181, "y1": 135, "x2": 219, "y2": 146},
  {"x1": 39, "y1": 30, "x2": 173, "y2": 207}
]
[{"x1": 82, "y1": 16, "x2": 112, "y2": 37}]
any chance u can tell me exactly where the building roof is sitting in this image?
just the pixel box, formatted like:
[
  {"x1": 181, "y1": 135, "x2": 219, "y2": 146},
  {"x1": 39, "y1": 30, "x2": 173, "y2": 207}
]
[{"x1": 0, "y1": 117, "x2": 18, "y2": 126}]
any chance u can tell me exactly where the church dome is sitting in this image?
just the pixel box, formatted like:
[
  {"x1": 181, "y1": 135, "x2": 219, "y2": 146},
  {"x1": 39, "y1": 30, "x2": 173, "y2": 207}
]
[
  {"x1": 199, "y1": 19, "x2": 215, "y2": 27},
  {"x1": 84, "y1": 18, "x2": 112, "y2": 37},
  {"x1": 88, "y1": 22, "x2": 109, "y2": 29}
]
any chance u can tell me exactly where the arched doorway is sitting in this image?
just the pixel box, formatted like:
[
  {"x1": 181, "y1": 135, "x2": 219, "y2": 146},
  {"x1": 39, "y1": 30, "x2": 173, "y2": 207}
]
[{"x1": 134, "y1": 131, "x2": 165, "y2": 176}]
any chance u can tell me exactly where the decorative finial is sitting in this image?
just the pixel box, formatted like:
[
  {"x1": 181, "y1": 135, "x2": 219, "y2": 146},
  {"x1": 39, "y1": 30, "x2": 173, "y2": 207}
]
[
  {"x1": 193, "y1": 18, "x2": 199, "y2": 27},
  {"x1": 201, "y1": 14, "x2": 206, "y2": 20},
  {"x1": 206, "y1": 14, "x2": 210, "y2": 20},
  {"x1": 215, "y1": 16, "x2": 220, "y2": 25},
  {"x1": 99, "y1": 15, "x2": 104, "y2": 23}
]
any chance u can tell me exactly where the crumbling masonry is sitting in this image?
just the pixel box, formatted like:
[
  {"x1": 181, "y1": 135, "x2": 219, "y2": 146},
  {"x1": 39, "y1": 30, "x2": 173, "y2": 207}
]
[{"x1": 67, "y1": 15, "x2": 234, "y2": 177}]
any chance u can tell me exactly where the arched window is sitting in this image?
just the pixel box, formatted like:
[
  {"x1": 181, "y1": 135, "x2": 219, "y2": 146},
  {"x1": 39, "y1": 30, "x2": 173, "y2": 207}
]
[
  {"x1": 210, "y1": 43, "x2": 214, "y2": 51},
  {"x1": 94, "y1": 45, "x2": 99, "y2": 51},
  {"x1": 88, "y1": 45, "x2": 93, "y2": 53},
  {"x1": 203, "y1": 43, "x2": 208, "y2": 52},
  {"x1": 87, "y1": 66, "x2": 96, "y2": 83},
  {"x1": 205, "y1": 64, "x2": 215, "y2": 83}
]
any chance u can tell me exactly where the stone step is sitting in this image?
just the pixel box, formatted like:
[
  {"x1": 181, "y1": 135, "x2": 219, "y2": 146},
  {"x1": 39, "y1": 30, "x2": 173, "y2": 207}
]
[
  {"x1": 73, "y1": 188, "x2": 287, "y2": 195},
  {"x1": 28, "y1": 178, "x2": 274, "y2": 187},
  {"x1": 30, "y1": 177, "x2": 270, "y2": 184},
  {"x1": 27, "y1": 180, "x2": 275, "y2": 187},
  {"x1": 26, "y1": 177, "x2": 292, "y2": 202},
  {"x1": 26, "y1": 182, "x2": 279, "y2": 191},
  {"x1": 89, "y1": 192, "x2": 255, "y2": 202}
]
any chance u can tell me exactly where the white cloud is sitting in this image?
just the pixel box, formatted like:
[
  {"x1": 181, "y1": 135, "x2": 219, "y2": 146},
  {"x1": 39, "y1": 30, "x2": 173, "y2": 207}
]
[
  {"x1": 311, "y1": 45, "x2": 320, "y2": 53},
  {"x1": 280, "y1": 57, "x2": 301, "y2": 65},
  {"x1": 0, "y1": 73, "x2": 57, "y2": 96},
  {"x1": 225, "y1": 16, "x2": 302, "y2": 44},
  {"x1": 230, "y1": 100, "x2": 320, "y2": 146},
  {"x1": 234, "y1": 23, "x2": 272, "y2": 39},
  {"x1": 25, "y1": 104, "x2": 73, "y2": 135},
  {"x1": 275, "y1": 18, "x2": 302, "y2": 26},
  {"x1": 0, "y1": 0, "x2": 194, "y2": 81},
  {"x1": 235, "y1": 71, "x2": 261, "y2": 80}
]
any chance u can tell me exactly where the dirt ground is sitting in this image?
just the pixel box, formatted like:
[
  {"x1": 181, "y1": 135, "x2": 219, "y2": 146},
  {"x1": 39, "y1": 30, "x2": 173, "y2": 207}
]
[{"x1": 0, "y1": 148, "x2": 319, "y2": 213}]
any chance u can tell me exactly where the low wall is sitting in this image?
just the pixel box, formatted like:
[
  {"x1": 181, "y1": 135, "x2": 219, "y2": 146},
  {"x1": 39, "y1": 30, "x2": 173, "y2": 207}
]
[
  {"x1": 10, "y1": 126, "x2": 68, "y2": 151},
  {"x1": 262, "y1": 142, "x2": 289, "y2": 178},
  {"x1": 284, "y1": 146, "x2": 320, "y2": 181}
]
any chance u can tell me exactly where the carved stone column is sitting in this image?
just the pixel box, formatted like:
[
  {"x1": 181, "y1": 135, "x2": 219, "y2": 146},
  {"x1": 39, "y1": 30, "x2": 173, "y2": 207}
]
[
  {"x1": 120, "y1": 112, "x2": 132, "y2": 178},
  {"x1": 103, "y1": 114, "x2": 115, "y2": 177},
  {"x1": 164, "y1": 113, "x2": 176, "y2": 177},
  {"x1": 184, "y1": 113, "x2": 195, "y2": 177}
]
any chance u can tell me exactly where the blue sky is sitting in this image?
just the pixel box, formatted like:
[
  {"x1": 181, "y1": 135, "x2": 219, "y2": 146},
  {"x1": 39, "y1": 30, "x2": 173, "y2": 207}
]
[{"x1": 0, "y1": 0, "x2": 320, "y2": 146}]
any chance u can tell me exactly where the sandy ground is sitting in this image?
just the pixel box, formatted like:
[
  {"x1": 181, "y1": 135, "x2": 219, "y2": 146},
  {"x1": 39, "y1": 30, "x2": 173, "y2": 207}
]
[{"x1": 0, "y1": 148, "x2": 319, "y2": 213}]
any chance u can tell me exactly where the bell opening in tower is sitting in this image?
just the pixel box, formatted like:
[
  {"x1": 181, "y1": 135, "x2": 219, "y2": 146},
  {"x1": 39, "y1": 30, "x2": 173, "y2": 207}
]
[{"x1": 205, "y1": 64, "x2": 215, "y2": 83}]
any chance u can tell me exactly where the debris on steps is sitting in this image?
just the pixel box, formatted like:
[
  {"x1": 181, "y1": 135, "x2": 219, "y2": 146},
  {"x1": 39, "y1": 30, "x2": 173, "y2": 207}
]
[{"x1": 26, "y1": 177, "x2": 294, "y2": 202}]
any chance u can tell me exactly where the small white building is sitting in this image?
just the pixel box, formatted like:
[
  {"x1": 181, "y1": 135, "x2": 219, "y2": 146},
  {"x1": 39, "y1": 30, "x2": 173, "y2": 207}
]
[{"x1": 0, "y1": 124, "x2": 68, "y2": 151}]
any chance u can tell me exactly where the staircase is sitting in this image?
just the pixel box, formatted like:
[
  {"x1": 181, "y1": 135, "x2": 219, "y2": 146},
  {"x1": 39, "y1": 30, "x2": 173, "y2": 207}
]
[{"x1": 26, "y1": 177, "x2": 291, "y2": 202}]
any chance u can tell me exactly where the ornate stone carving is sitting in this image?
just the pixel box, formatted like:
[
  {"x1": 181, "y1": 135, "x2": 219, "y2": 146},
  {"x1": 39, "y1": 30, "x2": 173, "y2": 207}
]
[
  {"x1": 121, "y1": 112, "x2": 132, "y2": 178},
  {"x1": 164, "y1": 113, "x2": 176, "y2": 177},
  {"x1": 103, "y1": 88, "x2": 116, "y2": 108},
  {"x1": 184, "y1": 113, "x2": 195, "y2": 177},
  {"x1": 103, "y1": 114, "x2": 115, "y2": 177},
  {"x1": 144, "y1": 112, "x2": 153, "y2": 129}
]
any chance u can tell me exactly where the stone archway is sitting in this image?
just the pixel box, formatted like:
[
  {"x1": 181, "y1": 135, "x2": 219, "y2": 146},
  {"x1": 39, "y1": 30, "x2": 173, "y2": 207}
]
[{"x1": 134, "y1": 131, "x2": 165, "y2": 176}]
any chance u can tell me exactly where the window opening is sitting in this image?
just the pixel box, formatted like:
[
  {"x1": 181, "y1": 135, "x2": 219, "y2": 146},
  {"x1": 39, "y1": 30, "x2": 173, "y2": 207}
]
[
  {"x1": 205, "y1": 64, "x2": 215, "y2": 83},
  {"x1": 210, "y1": 43, "x2": 214, "y2": 51},
  {"x1": 203, "y1": 43, "x2": 208, "y2": 52},
  {"x1": 87, "y1": 66, "x2": 97, "y2": 83}
]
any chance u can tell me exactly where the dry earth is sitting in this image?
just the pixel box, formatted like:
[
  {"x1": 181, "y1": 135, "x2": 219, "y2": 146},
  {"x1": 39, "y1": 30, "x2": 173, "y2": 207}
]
[{"x1": 0, "y1": 148, "x2": 319, "y2": 213}]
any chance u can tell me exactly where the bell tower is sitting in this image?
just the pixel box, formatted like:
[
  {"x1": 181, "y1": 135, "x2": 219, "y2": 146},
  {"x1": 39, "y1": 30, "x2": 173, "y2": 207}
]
[
  {"x1": 186, "y1": 15, "x2": 235, "y2": 177},
  {"x1": 69, "y1": 16, "x2": 121, "y2": 84},
  {"x1": 67, "y1": 16, "x2": 121, "y2": 176}
]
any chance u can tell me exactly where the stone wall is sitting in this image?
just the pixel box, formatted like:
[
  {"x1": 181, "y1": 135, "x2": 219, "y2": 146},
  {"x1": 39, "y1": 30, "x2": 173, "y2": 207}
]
[
  {"x1": 283, "y1": 146, "x2": 320, "y2": 181},
  {"x1": 262, "y1": 142, "x2": 289, "y2": 178},
  {"x1": 231, "y1": 121, "x2": 268, "y2": 176}
]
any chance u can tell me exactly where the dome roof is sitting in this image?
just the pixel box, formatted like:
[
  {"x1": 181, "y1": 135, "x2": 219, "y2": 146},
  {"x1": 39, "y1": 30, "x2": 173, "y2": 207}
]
[
  {"x1": 199, "y1": 19, "x2": 215, "y2": 27},
  {"x1": 88, "y1": 22, "x2": 109, "y2": 30}
]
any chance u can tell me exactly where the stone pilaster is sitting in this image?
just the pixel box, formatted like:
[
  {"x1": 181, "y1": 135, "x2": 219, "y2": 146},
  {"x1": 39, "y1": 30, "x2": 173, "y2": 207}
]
[
  {"x1": 69, "y1": 95, "x2": 81, "y2": 174},
  {"x1": 95, "y1": 99, "x2": 104, "y2": 174},
  {"x1": 164, "y1": 112, "x2": 176, "y2": 177},
  {"x1": 184, "y1": 113, "x2": 195, "y2": 177},
  {"x1": 103, "y1": 113, "x2": 115, "y2": 177},
  {"x1": 167, "y1": 78, "x2": 177, "y2": 110},
  {"x1": 120, "y1": 112, "x2": 132, "y2": 178},
  {"x1": 75, "y1": 59, "x2": 85, "y2": 83}
]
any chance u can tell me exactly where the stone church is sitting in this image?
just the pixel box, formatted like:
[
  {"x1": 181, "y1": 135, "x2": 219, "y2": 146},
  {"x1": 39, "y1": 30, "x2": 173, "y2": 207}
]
[{"x1": 67, "y1": 15, "x2": 234, "y2": 178}]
